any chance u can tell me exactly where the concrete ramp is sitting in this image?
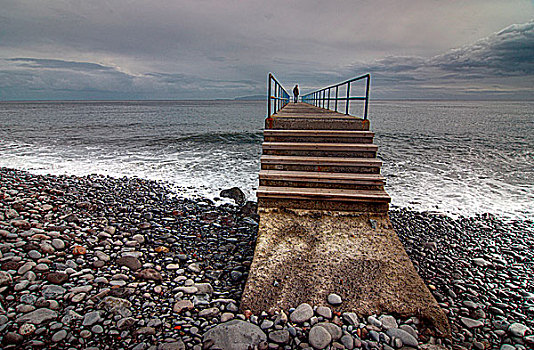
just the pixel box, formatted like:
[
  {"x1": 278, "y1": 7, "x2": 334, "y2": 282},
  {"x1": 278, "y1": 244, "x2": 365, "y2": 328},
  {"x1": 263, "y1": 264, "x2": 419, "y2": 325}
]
[{"x1": 241, "y1": 209, "x2": 450, "y2": 336}]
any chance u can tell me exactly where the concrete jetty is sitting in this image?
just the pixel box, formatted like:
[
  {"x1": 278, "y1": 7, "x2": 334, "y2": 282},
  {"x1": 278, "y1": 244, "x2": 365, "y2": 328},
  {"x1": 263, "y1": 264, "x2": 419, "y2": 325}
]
[{"x1": 241, "y1": 102, "x2": 450, "y2": 336}]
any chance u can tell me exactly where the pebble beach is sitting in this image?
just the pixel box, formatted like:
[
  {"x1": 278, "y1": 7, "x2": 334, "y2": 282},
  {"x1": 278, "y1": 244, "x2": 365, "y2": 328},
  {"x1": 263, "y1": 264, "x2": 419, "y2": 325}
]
[{"x1": 0, "y1": 167, "x2": 532, "y2": 350}]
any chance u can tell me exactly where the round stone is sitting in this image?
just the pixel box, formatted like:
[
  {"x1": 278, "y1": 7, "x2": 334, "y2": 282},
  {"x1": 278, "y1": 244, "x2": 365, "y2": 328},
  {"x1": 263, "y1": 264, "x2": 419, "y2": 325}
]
[
  {"x1": 52, "y1": 329, "x2": 67, "y2": 342},
  {"x1": 290, "y1": 303, "x2": 314, "y2": 323},
  {"x1": 309, "y1": 324, "x2": 332, "y2": 349},
  {"x1": 327, "y1": 293, "x2": 342, "y2": 306},
  {"x1": 19, "y1": 323, "x2": 36, "y2": 336}
]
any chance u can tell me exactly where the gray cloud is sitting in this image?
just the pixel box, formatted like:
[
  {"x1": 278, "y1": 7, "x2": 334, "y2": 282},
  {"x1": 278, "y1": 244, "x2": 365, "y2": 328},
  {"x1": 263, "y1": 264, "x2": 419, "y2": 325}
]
[
  {"x1": 341, "y1": 20, "x2": 534, "y2": 99},
  {"x1": 0, "y1": 1, "x2": 533, "y2": 100}
]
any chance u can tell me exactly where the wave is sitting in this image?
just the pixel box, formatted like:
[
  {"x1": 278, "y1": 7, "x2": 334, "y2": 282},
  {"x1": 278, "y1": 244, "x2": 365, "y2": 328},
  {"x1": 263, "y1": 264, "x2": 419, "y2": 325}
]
[{"x1": 145, "y1": 132, "x2": 264, "y2": 146}]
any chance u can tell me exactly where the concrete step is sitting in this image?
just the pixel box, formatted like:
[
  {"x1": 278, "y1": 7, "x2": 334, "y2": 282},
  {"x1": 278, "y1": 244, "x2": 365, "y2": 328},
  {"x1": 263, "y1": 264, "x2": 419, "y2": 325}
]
[
  {"x1": 259, "y1": 170, "x2": 385, "y2": 190},
  {"x1": 262, "y1": 142, "x2": 377, "y2": 158},
  {"x1": 264, "y1": 129, "x2": 374, "y2": 143},
  {"x1": 257, "y1": 186, "x2": 390, "y2": 212},
  {"x1": 260, "y1": 155, "x2": 382, "y2": 173},
  {"x1": 265, "y1": 116, "x2": 369, "y2": 131}
]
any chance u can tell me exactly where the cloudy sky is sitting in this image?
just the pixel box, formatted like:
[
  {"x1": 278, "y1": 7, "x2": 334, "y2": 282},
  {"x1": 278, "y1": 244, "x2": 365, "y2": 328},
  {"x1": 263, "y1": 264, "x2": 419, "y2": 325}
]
[{"x1": 1, "y1": 0, "x2": 533, "y2": 100}]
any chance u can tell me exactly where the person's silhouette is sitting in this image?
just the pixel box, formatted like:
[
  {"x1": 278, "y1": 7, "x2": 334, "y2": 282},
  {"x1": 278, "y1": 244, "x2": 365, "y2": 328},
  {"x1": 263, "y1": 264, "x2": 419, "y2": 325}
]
[{"x1": 293, "y1": 84, "x2": 299, "y2": 103}]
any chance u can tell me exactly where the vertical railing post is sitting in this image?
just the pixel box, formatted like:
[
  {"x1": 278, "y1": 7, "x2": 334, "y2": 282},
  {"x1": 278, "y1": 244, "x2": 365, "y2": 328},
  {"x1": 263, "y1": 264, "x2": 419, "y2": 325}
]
[
  {"x1": 268, "y1": 74, "x2": 272, "y2": 117},
  {"x1": 327, "y1": 88, "x2": 330, "y2": 110},
  {"x1": 364, "y1": 75, "x2": 370, "y2": 120},
  {"x1": 345, "y1": 82, "x2": 351, "y2": 115}
]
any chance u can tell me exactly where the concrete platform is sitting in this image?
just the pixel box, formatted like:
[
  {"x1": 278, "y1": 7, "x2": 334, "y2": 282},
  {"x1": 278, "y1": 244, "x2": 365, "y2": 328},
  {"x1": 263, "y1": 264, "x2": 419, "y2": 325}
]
[{"x1": 241, "y1": 208, "x2": 450, "y2": 337}]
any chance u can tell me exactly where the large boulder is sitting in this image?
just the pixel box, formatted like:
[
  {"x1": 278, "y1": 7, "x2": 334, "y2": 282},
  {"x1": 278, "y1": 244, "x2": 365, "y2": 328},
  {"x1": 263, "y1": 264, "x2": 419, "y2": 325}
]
[
  {"x1": 203, "y1": 320, "x2": 266, "y2": 350},
  {"x1": 220, "y1": 187, "x2": 246, "y2": 206}
]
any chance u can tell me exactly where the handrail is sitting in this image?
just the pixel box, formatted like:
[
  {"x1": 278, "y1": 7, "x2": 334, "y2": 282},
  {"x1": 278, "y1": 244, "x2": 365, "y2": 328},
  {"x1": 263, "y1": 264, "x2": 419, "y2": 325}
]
[
  {"x1": 267, "y1": 73, "x2": 290, "y2": 117},
  {"x1": 301, "y1": 74, "x2": 370, "y2": 119}
]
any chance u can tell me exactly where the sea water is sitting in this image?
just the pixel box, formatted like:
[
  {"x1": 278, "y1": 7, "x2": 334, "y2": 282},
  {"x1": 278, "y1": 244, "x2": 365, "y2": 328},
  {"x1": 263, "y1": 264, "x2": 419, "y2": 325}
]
[{"x1": 0, "y1": 100, "x2": 532, "y2": 219}]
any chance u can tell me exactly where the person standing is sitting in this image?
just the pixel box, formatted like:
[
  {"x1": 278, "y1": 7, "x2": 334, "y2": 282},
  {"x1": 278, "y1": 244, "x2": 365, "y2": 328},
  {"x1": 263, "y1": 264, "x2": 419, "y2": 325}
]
[{"x1": 293, "y1": 84, "x2": 299, "y2": 103}]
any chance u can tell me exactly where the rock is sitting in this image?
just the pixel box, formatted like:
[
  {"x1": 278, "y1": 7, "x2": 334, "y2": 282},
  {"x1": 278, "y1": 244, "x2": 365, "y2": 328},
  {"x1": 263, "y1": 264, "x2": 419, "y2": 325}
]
[
  {"x1": 28, "y1": 249, "x2": 42, "y2": 259},
  {"x1": 309, "y1": 324, "x2": 332, "y2": 349},
  {"x1": 342, "y1": 312, "x2": 359, "y2": 326},
  {"x1": 379, "y1": 315, "x2": 398, "y2": 329},
  {"x1": 52, "y1": 329, "x2": 68, "y2": 342},
  {"x1": 386, "y1": 328, "x2": 419, "y2": 347},
  {"x1": 95, "y1": 251, "x2": 110, "y2": 262},
  {"x1": 98, "y1": 296, "x2": 132, "y2": 314},
  {"x1": 117, "y1": 256, "x2": 142, "y2": 271},
  {"x1": 51, "y1": 239, "x2": 65, "y2": 250},
  {"x1": 509, "y1": 322, "x2": 530, "y2": 337},
  {"x1": 137, "y1": 268, "x2": 162, "y2": 281},
  {"x1": 18, "y1": 323, "x2": 36, "y2": 336},
  {"x1": 340, "y1": 334, "x2": 354, "y2": 350},
  {"x1": 399, "y1": 325, "x2": 418, "y2": 339},
  {"x1": 41, "y1": 285, "x2": 66, "y2": 299},
  {"x1": 135, "y1": 326, "x2": 156, "y2": 335},
  {"x1": 316, "y1": 322, "x2": 342, "y2": 340},
  {"x1": 61, "y1": 310, "x2": 83, "y2": 325},
  {"x1": 316, "y1": 306, "x2": 332, "y2": 319},
  {"x1": 0, "y1": 271, "x2": 13, "y2": 286},
  {"x1": 290, "y1": 303, "x2": 314, "y2": 323},
  {"x1": 72, "y1": 245, "x2": 87, "y2": 255},
  {"x1": 194, "y1": 283, "x2": 213, "y2": 295},
  {"x1": 47, "y1": 272, "x2": 69, "y2": 284},
  {"x1": 173, "y1": 300, "x2": 194, "y2": 313},
  {"x1": 132, "y1": 234, "x2": 145, "y2": 243},
  {"x1": 203, "y1": 320, "x2": 266, "y2": 350},
  {"x1": 5, "y1": 208, "x2": 19, "y2": 219},
  {"x1": 327, "y1": 293, "x2": 342, "y2": 306},
  {"x1": 260, "y1": 319, "x2": 273, "y2": 330},
  {"x1": 3, "y1": 332, "x2": 23, "y2": 345},
  {"x1": 11, "y1": 219, "x2": 30, "y2": 229},
  {"x1": 157, "y1": 340, "x2": 186, "y2": 350},
  {"x1": 473, "y1": 258, "x2": 492, "y2": 267},
  {"x1": 16, "y1": 308, "x2": 57, "y2": 325},
  {"x1": 83, "y1": 311, "x2": 103, "y2": 326},
  {"x1": 220, "y1": 187, "x2": 246, "y2": 206},
  {"x1": 187, "y1": 263, "x2": 201, "y2": 273},
  {"x1": 269, "y1": 329, "x2": 290, "y2": 343},
  {"x1": 460, "y1": 317, "x2": 484, "y2": 329},
  {"x1": 117, "y1": 317, "x2": 136, "y2": 330},
  {"x1": 199, "y1": 307, "x2": 220, "y2": 318},
  {"x1": 221, "y1": 312, "x2": 235, "y2": 322}
]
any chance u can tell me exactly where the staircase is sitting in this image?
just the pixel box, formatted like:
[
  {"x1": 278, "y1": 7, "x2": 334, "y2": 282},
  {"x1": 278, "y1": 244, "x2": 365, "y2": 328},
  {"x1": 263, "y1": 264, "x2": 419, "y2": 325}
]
[{"x1": 257, "y1": 103, "x2": 390, "y2": 213}]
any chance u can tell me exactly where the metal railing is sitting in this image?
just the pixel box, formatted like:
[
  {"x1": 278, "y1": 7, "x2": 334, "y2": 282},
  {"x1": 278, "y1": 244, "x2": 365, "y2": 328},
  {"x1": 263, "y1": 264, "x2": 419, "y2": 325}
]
[
  {"x1": 267, "y1": 73, "x2": 290, "y2": 117},
  {"x1": 301, "y1": 74, "x2": 370, "y2": 119}
]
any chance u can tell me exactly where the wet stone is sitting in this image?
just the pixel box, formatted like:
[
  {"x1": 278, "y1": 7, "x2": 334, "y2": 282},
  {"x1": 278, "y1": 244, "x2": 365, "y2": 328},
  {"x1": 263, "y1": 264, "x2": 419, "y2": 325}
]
[
  {"x1": 47, "y1": 272, "x2": 69, "y2": 284},
  {"x1": 117, "y1": 256, "x2": 142, "y2": 271}
]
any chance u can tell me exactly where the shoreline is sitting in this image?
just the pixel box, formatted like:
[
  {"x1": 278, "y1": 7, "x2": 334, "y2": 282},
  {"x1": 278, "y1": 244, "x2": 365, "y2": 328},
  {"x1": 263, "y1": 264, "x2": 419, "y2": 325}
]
[{"x1": 0, "y1": 168, "x2": 532, "y2": 349}]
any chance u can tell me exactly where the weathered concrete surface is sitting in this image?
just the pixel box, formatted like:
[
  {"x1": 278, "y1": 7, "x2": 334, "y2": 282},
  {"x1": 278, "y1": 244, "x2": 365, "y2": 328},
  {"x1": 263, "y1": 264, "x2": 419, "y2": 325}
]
[{"x1": 241, "y1": 208, "x2": 450, "y2": 337}]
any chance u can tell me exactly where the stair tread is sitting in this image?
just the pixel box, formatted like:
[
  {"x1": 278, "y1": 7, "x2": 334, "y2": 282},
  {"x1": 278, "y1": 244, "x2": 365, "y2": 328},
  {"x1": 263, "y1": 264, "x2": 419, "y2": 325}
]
[
  {"x1": 263, "y1": 142, "x2": 377, "y2": 150},
  {"x1": 261, "y1": 155, "x2": 382, "y2": 165},
  {"x1": 264, "y1": 130, "x2": 374, "y2": 137},
  {"x1": 257, "y1": 186, "x2": 391, "y2": 202},
  {"x1": 259, "y1": 170, "x2": 384, "y2": 181}
]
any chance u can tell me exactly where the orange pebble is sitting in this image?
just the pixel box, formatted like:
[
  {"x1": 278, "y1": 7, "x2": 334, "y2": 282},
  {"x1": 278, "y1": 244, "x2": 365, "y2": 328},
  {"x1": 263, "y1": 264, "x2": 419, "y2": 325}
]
[
  {"x1": 155, "y1": 246, "x2": 169, "y2": 253},
  {"x1": 72, "y1": 246, "x2": 86, "y2": 255}
]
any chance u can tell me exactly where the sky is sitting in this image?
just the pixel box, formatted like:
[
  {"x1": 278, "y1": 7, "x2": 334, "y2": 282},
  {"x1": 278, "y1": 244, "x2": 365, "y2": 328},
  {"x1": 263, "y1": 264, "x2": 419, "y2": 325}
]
[{"x1": 0, "y1": 0, "x2": 533, "y2": 100}]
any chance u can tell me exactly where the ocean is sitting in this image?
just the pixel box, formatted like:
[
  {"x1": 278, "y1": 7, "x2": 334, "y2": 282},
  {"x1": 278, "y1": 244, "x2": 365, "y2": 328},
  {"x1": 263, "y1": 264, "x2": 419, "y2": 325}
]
[{"x1": 0, "y1": 100, "x2": 532, "y2": 220}]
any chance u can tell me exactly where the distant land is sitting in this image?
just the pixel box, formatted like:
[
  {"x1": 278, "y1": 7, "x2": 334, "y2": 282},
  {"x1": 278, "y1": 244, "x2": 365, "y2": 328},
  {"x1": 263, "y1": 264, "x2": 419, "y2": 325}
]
[{"x1": 234, "y1": 94, "x2": 265, "y2": 101}]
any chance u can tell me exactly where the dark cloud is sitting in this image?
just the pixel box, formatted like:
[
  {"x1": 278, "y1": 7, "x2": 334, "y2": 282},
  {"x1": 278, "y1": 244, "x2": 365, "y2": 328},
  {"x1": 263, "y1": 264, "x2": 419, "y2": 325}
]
[
  {"x1": 7, "y1": 58, "x2": 115, "y2": 72},
  {"x1": 0, "y1": 0, "x2": 533, "y2": 101},
  {"x1": 342, "y1": 20, "x2": 534, "y2": 99}
]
